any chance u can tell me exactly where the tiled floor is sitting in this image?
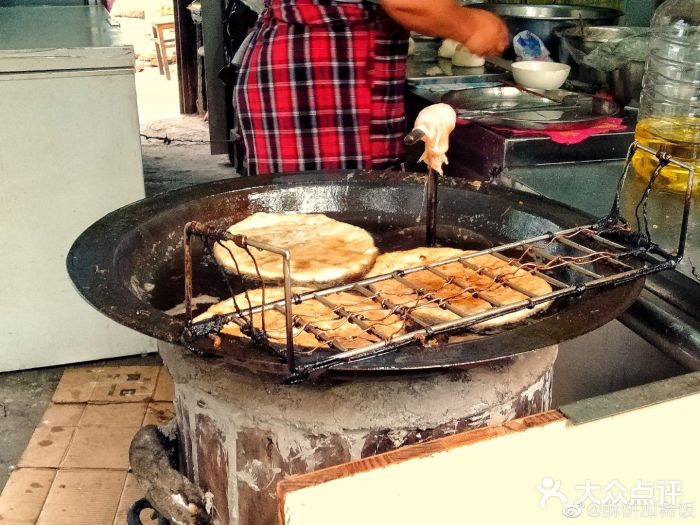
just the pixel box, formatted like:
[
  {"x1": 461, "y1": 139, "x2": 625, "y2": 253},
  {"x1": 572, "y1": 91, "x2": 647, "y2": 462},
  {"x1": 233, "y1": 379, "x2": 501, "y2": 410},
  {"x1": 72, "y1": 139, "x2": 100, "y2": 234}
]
[{"x1": 0, "y1": 366, "x2": 174, "y2": 524}]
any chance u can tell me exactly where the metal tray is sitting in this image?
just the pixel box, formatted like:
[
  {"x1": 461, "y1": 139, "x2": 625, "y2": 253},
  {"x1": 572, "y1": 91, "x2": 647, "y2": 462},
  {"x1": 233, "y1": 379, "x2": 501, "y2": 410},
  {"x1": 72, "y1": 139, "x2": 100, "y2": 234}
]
[{"x1": 442, "y1": 86, "x2": 620, "y2": 131}]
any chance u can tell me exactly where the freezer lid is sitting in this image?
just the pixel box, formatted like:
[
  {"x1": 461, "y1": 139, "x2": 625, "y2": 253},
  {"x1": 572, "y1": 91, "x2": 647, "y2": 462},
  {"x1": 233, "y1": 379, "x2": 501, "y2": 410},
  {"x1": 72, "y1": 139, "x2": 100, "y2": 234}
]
[{"x1": 0, "y1": 5, "x2": 135, "y2": 72}]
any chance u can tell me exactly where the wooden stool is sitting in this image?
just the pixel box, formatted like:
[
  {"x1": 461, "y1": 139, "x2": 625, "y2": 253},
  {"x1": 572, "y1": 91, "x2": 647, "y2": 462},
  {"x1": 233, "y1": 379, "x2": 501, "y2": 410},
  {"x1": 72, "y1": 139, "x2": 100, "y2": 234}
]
[{"x1": 151, "y1": 18, "x2": 176, "y2": 80}]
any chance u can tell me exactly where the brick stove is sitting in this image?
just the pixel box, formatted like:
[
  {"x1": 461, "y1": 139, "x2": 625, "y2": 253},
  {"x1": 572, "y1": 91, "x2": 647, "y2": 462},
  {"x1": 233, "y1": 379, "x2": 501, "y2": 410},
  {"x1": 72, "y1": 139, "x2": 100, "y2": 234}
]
[{"x1": 159, "y1": 341, "x2": 556, "y2": 525}]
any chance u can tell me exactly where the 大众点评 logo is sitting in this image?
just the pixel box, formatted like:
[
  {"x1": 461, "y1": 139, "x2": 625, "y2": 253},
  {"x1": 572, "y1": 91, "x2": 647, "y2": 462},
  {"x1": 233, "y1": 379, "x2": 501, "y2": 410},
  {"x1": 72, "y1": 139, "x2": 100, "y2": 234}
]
[{"x1": 536, "y1": 477, "x2": 695, "y2": 519}]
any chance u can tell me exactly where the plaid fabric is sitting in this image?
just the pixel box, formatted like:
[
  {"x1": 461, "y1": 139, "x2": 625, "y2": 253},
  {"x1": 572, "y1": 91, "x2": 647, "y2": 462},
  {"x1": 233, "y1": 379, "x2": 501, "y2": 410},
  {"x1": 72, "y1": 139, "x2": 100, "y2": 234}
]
[{"x1": 233, "y1": 0, "x2": 409, "y2": 175}]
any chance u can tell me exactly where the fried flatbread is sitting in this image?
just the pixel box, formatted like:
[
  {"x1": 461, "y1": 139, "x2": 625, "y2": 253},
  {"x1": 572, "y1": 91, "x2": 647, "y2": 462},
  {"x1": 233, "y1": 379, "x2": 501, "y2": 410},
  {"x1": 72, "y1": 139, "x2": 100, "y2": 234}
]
[
  {"x1": 367, "y1": 247, "x2": 553, "y2": 328},
  {"x1": 194, "y1": 287, "x2": 405, "y2": 350},
  {"x1": 212, "y1": 212, "x2": 379, "y2": 286}
]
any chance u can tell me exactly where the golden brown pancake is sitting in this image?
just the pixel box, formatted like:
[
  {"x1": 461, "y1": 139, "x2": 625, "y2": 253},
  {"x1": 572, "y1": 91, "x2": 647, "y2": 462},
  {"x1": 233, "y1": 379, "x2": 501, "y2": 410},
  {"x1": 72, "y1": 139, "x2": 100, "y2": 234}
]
[{"x1": 212, "y1": 212, "x2": 378, "y2": 286}]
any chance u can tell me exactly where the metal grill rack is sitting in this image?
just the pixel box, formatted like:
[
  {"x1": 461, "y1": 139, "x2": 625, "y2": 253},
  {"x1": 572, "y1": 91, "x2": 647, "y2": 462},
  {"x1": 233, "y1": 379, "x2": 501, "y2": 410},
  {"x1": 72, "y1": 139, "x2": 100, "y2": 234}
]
[{"x1": 181, "y1": 143, "x2": 695, "y2": 383}]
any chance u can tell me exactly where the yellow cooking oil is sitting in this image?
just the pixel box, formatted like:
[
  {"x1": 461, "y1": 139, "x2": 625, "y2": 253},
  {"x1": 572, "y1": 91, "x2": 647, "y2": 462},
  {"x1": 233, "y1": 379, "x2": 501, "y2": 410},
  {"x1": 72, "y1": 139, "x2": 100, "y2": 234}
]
[{"x1": 632, "y1": 117, "x2": 700, "y2": 194}]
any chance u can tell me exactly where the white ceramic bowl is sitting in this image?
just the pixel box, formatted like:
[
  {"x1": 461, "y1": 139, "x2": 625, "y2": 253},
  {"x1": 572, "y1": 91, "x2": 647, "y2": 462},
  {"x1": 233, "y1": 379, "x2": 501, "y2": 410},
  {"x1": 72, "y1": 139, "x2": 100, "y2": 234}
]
[{"x1": 511, "y1": 61, "x2": 571, "y2": 90}]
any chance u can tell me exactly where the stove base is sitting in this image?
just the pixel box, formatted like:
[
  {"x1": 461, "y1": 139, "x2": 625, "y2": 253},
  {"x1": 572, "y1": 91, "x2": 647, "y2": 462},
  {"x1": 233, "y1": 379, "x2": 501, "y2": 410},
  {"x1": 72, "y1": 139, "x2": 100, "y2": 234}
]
[{"x1": 158, "y1": 342, "x2": 557, "y2": 525}]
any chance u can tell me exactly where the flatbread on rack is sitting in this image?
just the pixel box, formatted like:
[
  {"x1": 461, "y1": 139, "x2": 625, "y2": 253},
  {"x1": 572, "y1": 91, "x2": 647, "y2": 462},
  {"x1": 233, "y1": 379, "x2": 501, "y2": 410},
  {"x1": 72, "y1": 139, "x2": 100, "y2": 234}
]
[
  {"x1": 212, "y1": 212, "x2": 378, "y2": 286},
  {"x1": 194, "y1": 287, "x2": 405, "y2": 351},
  {"x1": 367, "y1": 247, "x2": 553, "y2": 328}
]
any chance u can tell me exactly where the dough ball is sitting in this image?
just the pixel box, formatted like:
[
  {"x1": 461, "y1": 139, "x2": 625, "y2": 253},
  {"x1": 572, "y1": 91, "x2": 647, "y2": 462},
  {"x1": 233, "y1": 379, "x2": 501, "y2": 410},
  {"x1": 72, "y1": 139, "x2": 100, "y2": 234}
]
[
  {"x1": 452, "y1": 44, "x2": 485, "y2": 68},
  {"x1": 438, "y1": 38, "x2": 460, "y2": 59},
  {"x1": 408, "y1": 36, "x2": 416, "y2": 56}
]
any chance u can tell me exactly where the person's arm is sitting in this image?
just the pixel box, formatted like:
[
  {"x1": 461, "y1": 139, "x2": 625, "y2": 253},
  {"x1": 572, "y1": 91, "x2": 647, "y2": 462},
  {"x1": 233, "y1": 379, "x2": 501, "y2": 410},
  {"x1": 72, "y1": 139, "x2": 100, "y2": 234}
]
[{"x1": 381, "y1": 0, "x2": 508, "y2": 57}]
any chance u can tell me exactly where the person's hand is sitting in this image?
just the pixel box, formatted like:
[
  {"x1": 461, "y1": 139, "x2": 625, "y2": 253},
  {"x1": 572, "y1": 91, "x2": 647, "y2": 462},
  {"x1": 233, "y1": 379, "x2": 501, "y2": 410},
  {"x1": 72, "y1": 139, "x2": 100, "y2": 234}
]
[
  {"x1": 381, "y1": 0, "x2": 509, "y2": 57},
  {"x1": 460, "y1": 9, "x2": 509, "y2": 57}
]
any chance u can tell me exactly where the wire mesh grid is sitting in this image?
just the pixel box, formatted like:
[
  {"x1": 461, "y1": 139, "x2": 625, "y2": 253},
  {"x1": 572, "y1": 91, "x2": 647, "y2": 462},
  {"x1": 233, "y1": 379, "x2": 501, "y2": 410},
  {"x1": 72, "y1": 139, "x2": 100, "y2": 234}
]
[{"x1": 181, "y1": 143, "x2": 694, "y2": 383}]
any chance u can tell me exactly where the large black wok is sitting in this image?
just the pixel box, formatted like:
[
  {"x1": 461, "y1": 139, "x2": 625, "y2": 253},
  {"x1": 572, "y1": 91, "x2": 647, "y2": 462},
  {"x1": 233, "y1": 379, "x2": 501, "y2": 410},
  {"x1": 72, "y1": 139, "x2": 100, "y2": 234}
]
[{"x1": 67, "y1": 170, "x2": 644, "y2": 377}]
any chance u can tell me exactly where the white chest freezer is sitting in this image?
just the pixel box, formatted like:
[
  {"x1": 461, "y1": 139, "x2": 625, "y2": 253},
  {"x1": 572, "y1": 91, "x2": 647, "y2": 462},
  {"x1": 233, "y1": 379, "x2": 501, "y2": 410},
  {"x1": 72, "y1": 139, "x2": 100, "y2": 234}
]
[{"x1": 0, "y1": 6, "x2": 156, "y2": 371}]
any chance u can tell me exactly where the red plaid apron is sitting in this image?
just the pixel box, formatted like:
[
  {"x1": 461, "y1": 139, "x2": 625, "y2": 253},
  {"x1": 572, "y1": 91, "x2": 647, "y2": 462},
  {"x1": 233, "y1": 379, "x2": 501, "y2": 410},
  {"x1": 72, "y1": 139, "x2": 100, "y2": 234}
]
[{"x1": 233, "y1": 0, "x2": 409, "y2": 175}]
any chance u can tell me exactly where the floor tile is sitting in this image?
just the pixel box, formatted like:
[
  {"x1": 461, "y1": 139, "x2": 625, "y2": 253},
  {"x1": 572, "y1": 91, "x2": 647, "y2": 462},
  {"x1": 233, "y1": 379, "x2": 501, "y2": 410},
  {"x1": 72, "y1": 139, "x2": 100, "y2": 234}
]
[
  {"x1": 60, "y1": 426, "x2": 138, "y2": 470},
  {"x1": 36, "y1": 469, "x2": 126, "y2": 525},
  {"x1": 90, "y1": 366, "x2": 160, "y2": 403},
  {"x1": 113, "y1": 473, "x2": 158, "y2": 525},
  {"x1": 17, "y1": 426, "x2": 75, "y2": 469},
  {"x1": 79, "y1": 403, "x2": 147, "y2": 428},
  {"x1": 52, "y1": 368, "x2": 102, "y2": 404},
  {"x1": 38, "y1": 403, "x2": 85, "y2": 428},
  {"x1": 143, "y1": 402, "x2": 175, "y2": 426},
  {"x1": 153, "y1": 367, "x2": 174, "y2": 402},
  {"x1": 0, "y1": 468, "x2": 55, "y2": 523}
]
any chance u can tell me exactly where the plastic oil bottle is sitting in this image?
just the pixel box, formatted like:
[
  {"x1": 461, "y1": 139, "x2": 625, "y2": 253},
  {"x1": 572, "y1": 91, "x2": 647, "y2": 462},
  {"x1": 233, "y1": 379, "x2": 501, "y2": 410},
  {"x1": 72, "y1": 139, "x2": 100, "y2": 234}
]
[
  {"x1": 625, "y1": 0, "x2": 700, "y2": 279},
  {"x1": 632, "y1": 0, "x2": 700, "y2": 193}
]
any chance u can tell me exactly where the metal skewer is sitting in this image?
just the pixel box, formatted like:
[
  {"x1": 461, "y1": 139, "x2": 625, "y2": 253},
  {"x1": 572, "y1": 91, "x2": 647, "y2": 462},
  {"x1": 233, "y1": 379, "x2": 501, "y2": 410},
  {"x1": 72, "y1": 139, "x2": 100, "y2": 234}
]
[
  {"x1": 404, "y1": 128, "x2": 438, "y2": 246},
  {"x1": 426, "y1": 167, "x2": 438, "y2": 246}
]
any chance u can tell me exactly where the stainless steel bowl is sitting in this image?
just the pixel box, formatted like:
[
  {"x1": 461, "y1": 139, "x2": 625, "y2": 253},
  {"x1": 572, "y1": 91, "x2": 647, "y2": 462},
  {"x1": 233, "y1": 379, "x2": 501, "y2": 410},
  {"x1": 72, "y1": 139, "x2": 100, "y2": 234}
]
[
  {"x1": 478, "y1": 4, "x2": 623, "y2": 58},
  {"x1": 556, "y1": 26, "x2": 648, "y2": 105},
  {"x1": 557, "y1": 26, "x2": 641, "y2": 55},
  {"x1": 557, "y1": 26, "x2": 643, "y2": 86}
]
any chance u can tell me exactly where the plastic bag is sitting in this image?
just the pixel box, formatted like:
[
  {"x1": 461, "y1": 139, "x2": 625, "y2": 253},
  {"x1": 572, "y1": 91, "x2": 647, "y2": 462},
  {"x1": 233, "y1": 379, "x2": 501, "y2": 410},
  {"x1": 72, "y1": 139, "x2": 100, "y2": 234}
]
[
  {"x1": 513, "y1": 31, "x2": 552, "y2": 62},
  {"x1": 583, "y1": 33, "x2": 650, "y2": 73}
]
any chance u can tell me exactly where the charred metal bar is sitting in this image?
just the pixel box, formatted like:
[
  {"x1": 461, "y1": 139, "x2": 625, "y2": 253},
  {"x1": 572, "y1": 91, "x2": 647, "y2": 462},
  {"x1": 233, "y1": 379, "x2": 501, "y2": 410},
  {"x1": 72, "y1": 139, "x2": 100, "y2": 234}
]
[
  {"x1": 186, "y1": 220, "x2": 246, "y2": 246},
  {"x1": 608, "y1": 141, "x2": 638, "y2": 219},
  {"x1": 390, "y1": 271, "x2": 483, "y2": 317},
  {"x1": 489, "y1": 252, "x2": 570, "y2": 290},
  {"x1": 455, "y1": 259, "x2": 538, "y2": 299},
  {"x1": 301, "y1": 322, "x2": 349, "y2": 352},
  {"x1": 584, "y1": 265, "x2": 666, "y2": 289},
  {"x1": 183, "y1": 221, "x2": 247, "y2": 330},
  {"x1": 677, "y1": 159, "x2": 696, "y2": 260},
  {"x1": 281, "y1": 249, "x2": 295, "y2": 373},
  {"x1": 353, "y1": 284, "x2": 434, "y2": 329},
  {"x1": 423, "y1": 265, "x2": 505, "y2": 307},
  {"x1": 556, "y1": 237, "x2": 635, "y2": 271},
  {"x1": 426, "y1": 168, "x2": 438, "y2": 246},
  {"x1": 635, "y1": 152, "x2": 670, "y2": 242},
  {"x1": 586, "y1": 232, "x2": 628, "y2": 251},
  {"x1": 527, "y1": 246, "x2": 604, "y2": 280},
  {"x1": 185, "y1": 220, "x2": 292, "y2": 257},
  {"x1": 312, "y1": 294, "x2": 390, "y2": 341},
  {"x1": 185, "y1": 310, "x2": 248, "y2": 340}
]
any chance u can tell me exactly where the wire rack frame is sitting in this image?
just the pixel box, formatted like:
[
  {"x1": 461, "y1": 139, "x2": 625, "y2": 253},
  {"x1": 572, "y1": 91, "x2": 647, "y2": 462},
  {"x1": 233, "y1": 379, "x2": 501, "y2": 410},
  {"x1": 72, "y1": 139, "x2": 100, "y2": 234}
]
[{"x1": 181, "y1": 142, "x2": 694, "y2": 383}]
